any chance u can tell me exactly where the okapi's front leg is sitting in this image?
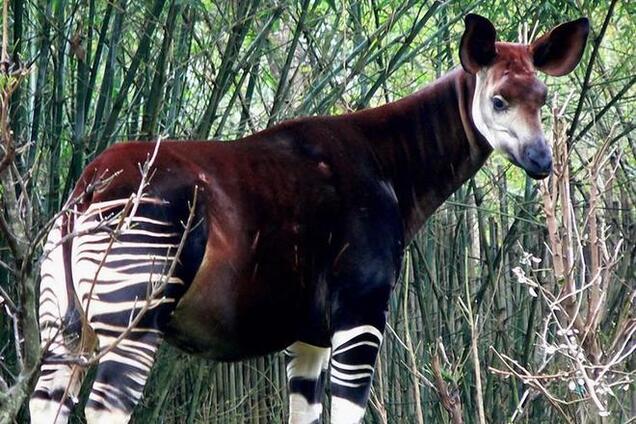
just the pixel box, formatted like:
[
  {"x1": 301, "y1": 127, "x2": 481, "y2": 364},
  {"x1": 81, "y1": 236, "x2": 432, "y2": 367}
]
[
  {"x1": 328, "y1": 202, "x2": 402, "y2": 423},
  {"x1": 329, "y1": 323, "x2": 385, "y2": 423},
  {"x1": 284, "y1": 341, "x2": 330, "y2": 423},
  {"x1": 328, "y1": 298, "x2": 389, "y2": 424}
]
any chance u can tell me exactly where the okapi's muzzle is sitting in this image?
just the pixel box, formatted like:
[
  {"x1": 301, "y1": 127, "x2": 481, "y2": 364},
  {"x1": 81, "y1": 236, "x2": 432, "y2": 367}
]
[{"x1": 518, "y1": 138, "x2": 552, "y2": 180}]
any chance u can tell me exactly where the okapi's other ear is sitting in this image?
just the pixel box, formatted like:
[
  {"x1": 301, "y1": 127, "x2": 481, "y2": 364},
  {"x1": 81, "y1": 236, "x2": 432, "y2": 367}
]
[
  {"x1": 460, "y1": 14, "x2": 497, "y2": 74},
  {"x1": 530, "y1": 18, "x2": 590, "y2": 76}
]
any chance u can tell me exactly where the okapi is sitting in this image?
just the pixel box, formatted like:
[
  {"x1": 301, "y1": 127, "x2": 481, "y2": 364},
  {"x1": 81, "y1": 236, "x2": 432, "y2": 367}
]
[{"x1": 30, "y1": 14, "x2": 589, "y2": 424}]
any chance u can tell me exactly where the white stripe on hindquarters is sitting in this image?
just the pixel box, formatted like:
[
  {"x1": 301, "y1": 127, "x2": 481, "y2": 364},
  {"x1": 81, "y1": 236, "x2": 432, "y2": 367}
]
[
  {"x1": 37, "y1": 217, "x2": 69, "y2": 346},
  {"x1": 70, "y1": 198, "x2": 180, "y2": 420},
  {"x1": 71, "y1": 199, "x2": 184, "y2": 319}
]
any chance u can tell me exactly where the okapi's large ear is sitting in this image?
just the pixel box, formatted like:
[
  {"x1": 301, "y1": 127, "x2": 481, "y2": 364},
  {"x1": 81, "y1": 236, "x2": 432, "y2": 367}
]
[
  {"x1": 460, "y1": 14, "x2": 497, "y2": 74},
  {"x1": 530, "y1": 18, "x2": 590, "y2": 76}
]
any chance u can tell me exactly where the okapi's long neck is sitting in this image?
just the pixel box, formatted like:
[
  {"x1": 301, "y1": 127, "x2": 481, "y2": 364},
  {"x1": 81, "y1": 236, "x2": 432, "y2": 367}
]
[{"x1": 353, "y1": 68, "x2": 492, "y2": 241}]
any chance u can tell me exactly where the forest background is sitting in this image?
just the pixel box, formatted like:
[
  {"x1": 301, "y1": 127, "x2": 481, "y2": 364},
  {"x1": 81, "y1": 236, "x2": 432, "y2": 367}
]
[{"x1": 0, "y1": 0, "x2": 633, "y2": 422}]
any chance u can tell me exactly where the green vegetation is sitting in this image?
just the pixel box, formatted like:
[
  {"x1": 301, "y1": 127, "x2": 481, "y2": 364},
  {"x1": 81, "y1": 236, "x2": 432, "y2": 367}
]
[{"x1": 0, "y1": 0, "x2": 633, "y2": 422}]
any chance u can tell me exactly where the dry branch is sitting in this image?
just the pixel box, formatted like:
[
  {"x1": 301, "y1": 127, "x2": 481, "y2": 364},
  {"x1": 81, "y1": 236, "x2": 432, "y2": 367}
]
[
  {"x1": 431, "y1": 342, "x2": 463, "y2": 424},
  {"x1": 491, "y1": 95, "x2": 633, "y2": 422}
]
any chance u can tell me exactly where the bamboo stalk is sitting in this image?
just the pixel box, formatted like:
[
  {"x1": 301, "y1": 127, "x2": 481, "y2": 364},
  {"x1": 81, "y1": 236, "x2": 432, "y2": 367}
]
[
  {"x1": 140, "y1": 1, "x2": 178, "y2": 140},
  {"x1": 194, "y1": 0, "x2": 258, "y2": 139},
  {"x1": 93, "y1": 0, "x2": 167, "y2": 150},
  {"x1": 267, "y1": 0, "x2": 311, "y2": 126}
]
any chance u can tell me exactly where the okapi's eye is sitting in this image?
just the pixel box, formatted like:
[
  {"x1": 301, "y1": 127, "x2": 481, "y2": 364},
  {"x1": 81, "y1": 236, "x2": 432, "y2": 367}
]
[{"x1": 492, "y1": 96, "x2": 508, "y2": 112}]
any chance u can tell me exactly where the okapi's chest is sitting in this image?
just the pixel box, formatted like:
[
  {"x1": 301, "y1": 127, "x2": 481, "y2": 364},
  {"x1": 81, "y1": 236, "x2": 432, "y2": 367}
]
[{"x1": 74, "y1": 122, "x2": 398, "y2": 360}]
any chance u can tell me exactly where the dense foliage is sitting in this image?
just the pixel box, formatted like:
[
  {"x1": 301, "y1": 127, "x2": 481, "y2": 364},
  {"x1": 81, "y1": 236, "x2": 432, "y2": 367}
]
[{"x1": 0, "y1": 0, "x2": 633, "y2": 422}]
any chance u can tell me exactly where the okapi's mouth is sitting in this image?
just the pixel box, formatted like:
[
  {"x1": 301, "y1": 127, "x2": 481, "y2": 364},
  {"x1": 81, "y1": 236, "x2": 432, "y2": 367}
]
[{"x1": 525, "y1": 168, "x2": 551, "y2": 180}]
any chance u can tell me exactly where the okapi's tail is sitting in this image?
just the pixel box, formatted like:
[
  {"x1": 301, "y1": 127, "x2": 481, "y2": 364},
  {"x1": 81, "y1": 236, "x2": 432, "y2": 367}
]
[{"x1": 30, "y1": 210, "x2": 94, "y2": 423}]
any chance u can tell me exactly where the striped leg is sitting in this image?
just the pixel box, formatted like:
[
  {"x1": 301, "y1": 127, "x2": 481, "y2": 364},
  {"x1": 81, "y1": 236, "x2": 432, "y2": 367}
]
[
  {"x1": 284, "y1": 342, "x2": 331, "y2": 424},
  {"x1": 30, "y1": 330, "x2": 86, "y2": 424},
  {"x1": 73, "y1": 199, "x2": 185, "y2": 423},
  {"x1": 329, "y1": 325, "x2": 384, "y2": 424},
  {"x1": 30, "y1": 217, "x2": 87, "y2": 424},
  {"x1": 84, "y1": 331, "x2": 161, "y2": 423}
]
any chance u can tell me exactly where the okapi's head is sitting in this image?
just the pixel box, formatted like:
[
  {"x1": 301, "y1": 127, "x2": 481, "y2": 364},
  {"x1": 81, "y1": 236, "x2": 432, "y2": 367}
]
[{"x1": 460, "y1": 14, "x2": 589, "y2": 179}]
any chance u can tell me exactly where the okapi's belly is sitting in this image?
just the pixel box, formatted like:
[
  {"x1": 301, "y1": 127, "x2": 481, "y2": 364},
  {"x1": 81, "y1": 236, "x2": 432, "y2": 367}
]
[
  {"x1": 162, "y1": 249, "x2": 320, "y2": 361},
  {"x1": 163, "y1": 286, "x2": 303, "y2": 361}
]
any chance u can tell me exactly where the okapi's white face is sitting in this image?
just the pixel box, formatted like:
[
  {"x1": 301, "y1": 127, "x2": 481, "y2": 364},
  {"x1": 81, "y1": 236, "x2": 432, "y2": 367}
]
[{"x1": 460, "y1": 14, "x2": 590, "y2": 179}]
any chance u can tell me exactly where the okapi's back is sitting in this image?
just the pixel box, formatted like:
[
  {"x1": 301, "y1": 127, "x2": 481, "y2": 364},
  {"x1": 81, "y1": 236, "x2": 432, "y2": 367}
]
[{"x1": 74, "y1": 142, "x2": 210, "y2": 210}]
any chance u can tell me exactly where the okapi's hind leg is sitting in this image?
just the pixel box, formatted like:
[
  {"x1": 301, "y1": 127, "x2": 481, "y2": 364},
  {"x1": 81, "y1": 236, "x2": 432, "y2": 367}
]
[
  {"x1": 30, "y1": 218, "x2": 91, "y2": 423},
  {"x1": 284, "y1": 342, "x2": 330, "y2": 423},
  {"x1": 29, "y1": 328, "x2": 89, "y2": 424},
  {"x1": 72, "y1": 200, "x2": 189, "y2": 423},
  {"x1": 83, "y1": 331, "x2": 162, "y2": 423}
]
